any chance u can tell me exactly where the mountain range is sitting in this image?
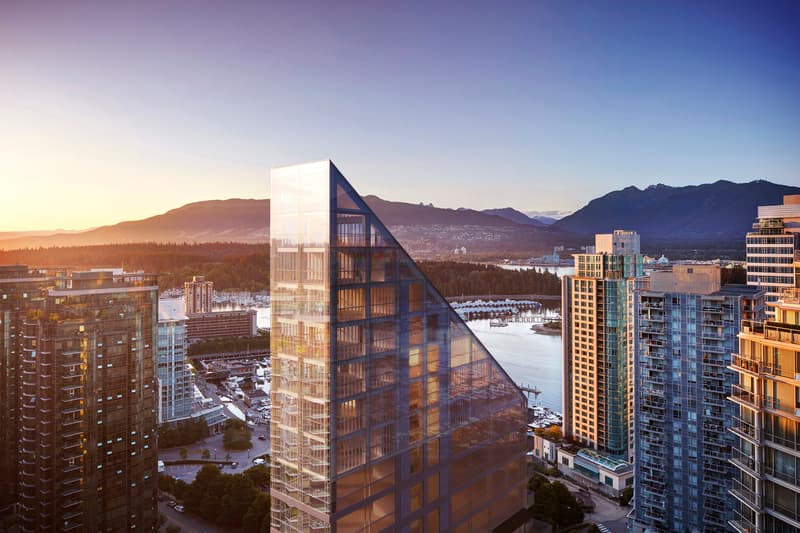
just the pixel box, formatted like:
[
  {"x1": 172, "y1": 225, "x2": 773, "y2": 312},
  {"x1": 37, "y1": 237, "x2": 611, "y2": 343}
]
[
  {"x1": 553, "y1": 179, "x2": 800, "y2": 241},
  {"x1": 1, "y1": 179, "x2": 797, "y2": 256}
]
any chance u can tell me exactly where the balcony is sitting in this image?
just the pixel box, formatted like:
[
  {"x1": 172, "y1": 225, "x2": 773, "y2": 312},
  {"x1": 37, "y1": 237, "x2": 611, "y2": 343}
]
[
  {"x1": 730, "y1": 479, "x2": 760, "y2": 509},
  {"x1": 730, "y1": 416, "x2": 759, "y2": 442},
  {"x1": 730, "y1": 447, "x2": 758, "y2": 476},
  {"x1": 730, "y1": 385, "x2": 760, "y2": 409},
  {"x1": 731, "y1": 354, "x2": 762, "y2": 375},
  {"x1": 729, "y1": 510, "x2": 761, "y2": 533}
]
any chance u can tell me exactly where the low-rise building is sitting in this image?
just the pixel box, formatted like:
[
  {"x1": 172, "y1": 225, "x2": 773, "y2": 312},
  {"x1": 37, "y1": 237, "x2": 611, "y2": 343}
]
[
  {"x1": 556, "y1": 447, "x2": 633, "y2": 498},
  {"x1": 531, "y1": 432, "x2": 561, "y2": 464},
  {"x1": 186, "y1": 309, "x2": 257, "y2": 343}
]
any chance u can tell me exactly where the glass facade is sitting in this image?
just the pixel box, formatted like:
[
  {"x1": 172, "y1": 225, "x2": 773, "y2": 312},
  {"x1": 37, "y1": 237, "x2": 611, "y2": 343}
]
[
  {"x1": 632, "y1": 286, "x2": 762, "y2": 532},
  {"x1": 270, "y1": 161, "x2": 528, "y2": 532},
  {"x1": 157, "y1": 302, "x2": 192, "y2": 424}
]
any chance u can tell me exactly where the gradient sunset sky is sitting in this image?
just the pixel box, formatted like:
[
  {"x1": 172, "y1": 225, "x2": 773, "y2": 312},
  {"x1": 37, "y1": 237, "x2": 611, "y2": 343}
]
[{"x1": 1, "y1": 1, "x2": 798, "y2": 231}]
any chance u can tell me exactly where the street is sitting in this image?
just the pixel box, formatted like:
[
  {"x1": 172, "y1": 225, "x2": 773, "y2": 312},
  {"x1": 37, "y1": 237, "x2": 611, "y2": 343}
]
[
  {"x1": 159, "y1": 501, "x2": 223, "y2": 533},
  {"x1": 552, "y1": 474, "x2": 630, "y2": 533},
  {"x1": 160, "y1": 427, "x2": 271, "y2": 484}
]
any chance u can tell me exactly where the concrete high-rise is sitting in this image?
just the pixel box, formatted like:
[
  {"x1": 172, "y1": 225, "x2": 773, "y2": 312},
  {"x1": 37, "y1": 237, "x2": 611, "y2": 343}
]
[
  {"x1": 631, "y1": 265, "x2": 763, "y2": 532},
  {"x1": 729, "y1": 287, "x2": 800, "y2": 532},
  {"x1": 746, "y1": 195, "x2": 800, "y2": 317},
  {"x1": 0, "y1": 266, "x2": 50, "y2": 517},
  {"x1": 269, "y1": 161, "x2": 528, "y2": 532},
  {"x1": 184, "y1": 275, "x2": 213, "y2": 314},
  {"x1": 12, "y1": 269, "x2": 159, "y2": 532},
  {"x1": 562, "y1": 230, "x2": 643, "y2": 460}
]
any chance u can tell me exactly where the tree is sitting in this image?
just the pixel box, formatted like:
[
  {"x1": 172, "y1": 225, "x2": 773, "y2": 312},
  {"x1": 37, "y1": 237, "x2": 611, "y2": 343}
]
[
  {"x1": 179, "y1": 447, "x2": 188, "y2": 460},
  {"x1": 539, "y1": 425, "x2": 562, "y2": 442},
  {"x1": 217, "y1": 475, "x2": 257, "y2": 528},
  {"x1": 166, "y1": 525, "x2": 181, "y2": 533},
  {"x1": 242, "y1": 493, "x2": 271, "y2": 533},
  {"x1": 587, "y1": 526, "x2": 601, "y2": 533},
  {"x1": 243, "y1": 464, "x2": 270, "y2": 488},
  {"x1": 223, "y1": 419, "x2": 253, "y2": 450},
  {"x1": 202, "y1": 449, "x2": 211, "y2": 460},
  {"x1": 530, "y1": 479, "x2": 584, "y2": 528},
  {"x1": 619, "y1": 486, "x2": 633, "y2": 506}
]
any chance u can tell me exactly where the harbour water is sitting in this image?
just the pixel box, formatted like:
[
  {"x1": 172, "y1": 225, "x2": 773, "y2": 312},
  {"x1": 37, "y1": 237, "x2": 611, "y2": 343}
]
[
  {"x1": 234, "y1": 295, "x2": 563, "y2": 411},
  {"x1": 468, "y1": 318, "x2": 562, "y2": 411}
]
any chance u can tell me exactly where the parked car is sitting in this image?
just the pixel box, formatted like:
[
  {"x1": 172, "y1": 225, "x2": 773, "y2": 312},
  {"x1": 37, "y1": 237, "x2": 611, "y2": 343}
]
[
  {"x1": 174, "y1": 505, "x2": 185, "y2": 513},
  {"x1": 258, "y1": 435, "x2": 267, "y2": 441},
  {"x1": 168, "y1": 500, "x2": 177, "y2": 508},
  {"x1": 253, "y1": 458, "x2": 265, "y2": 465}
]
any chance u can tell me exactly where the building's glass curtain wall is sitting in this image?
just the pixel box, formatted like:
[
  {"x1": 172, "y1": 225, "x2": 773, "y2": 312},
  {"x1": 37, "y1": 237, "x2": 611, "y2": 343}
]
[
  {"x1": 270, "y1": 161, "x2": 528, "y2": 532},
  {"x1": 633, "y1": 286, "x2": 762, "y2": 532}
]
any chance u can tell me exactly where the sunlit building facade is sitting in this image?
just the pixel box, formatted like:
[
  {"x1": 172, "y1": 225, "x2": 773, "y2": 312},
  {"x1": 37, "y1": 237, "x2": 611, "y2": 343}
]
[
  {"x1": 16, "y1": 270, "x2": 159, "y2": 532},
  {"x1": 269, "y1": 161, "x2": 528, "y2": 532},
  {"x1": 184, "y1": 275, "x2": 213, "y2": 314},
  {"x1": 729, "y1": 288, "x2": 800, "y2": 533},
  {"x1": 562, "y1": 230, "x2": 643, "y2": 460},
  {"x1": 631, "y1": 265, "x2": 763, "y2": 532},
  {"x1": 0, "y1": 266, "x2": 50, "y2": 516}
]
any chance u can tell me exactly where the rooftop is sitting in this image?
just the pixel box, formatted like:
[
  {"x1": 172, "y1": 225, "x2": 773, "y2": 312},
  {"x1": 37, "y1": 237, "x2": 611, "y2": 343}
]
[{"x1": 159, "y1": 298, "x2": 188, "y2": 322}]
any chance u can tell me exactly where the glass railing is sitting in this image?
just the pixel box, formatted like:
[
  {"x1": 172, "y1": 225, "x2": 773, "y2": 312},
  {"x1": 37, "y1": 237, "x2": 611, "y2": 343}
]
[{"x1": 730, "y1": 385, "x2": 760, "y2": 408}]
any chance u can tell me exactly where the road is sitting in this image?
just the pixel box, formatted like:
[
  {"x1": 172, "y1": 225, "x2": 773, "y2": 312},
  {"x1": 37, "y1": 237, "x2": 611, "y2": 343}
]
[
  {"x1": 159, "y1": 501, "x2": 223, "y2": 533},
  {"x1": 552, "y1": 475, "x2": 629, "y2": 533}
]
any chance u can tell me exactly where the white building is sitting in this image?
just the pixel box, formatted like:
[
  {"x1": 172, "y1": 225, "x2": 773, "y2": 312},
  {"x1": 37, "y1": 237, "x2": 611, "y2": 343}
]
[{"x1": 746, "y1": 195, "x2": 800, "y2": 317}]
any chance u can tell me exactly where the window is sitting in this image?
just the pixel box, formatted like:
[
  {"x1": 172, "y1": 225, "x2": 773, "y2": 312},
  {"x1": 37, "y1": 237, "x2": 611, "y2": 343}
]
[{"x1": 337, "y1": 288, "x2": 365, "y2": 322}]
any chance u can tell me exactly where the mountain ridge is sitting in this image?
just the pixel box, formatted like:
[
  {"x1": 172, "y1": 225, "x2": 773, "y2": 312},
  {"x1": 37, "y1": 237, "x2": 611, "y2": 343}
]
[{"x1": 553, "y1": 179, "x2": 800, "y2": 240}]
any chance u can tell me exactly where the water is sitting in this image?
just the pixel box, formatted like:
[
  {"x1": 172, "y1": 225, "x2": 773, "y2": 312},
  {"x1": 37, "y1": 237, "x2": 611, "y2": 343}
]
[
  {"x1": 243, "y1": 303, "x2": 563, "y2": 411},
  {"x1": 468, "y1": 319, "x2": 562, "y2": 411}
]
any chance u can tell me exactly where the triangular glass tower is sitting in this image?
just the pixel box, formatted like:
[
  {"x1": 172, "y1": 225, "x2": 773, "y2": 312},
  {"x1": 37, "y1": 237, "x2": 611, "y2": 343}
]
[{"x1": 270, "y1": 161, "x2": 528, "y2": 532}]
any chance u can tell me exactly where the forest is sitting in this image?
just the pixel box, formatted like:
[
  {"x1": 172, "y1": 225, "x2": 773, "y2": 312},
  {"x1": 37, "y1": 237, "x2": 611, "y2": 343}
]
[
  {"x1": 0, "y1": 243, "x2": 269, "y2": 291},
  {"x1": 418, "y1": 261, "x2": 561, "y2": 296},
  {"x1": 0, "y1": 243, "x2": 563, "y2": 296}
]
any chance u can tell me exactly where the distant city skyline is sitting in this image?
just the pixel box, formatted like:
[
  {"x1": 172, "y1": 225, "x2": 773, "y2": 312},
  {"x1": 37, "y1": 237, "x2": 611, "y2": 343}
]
[{"x1": 1, "y1": 1, "x2": 798, "y2": 231}]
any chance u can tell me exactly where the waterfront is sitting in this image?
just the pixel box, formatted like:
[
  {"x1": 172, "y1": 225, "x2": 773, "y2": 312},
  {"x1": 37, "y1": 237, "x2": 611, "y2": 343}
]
[
  {"x1": 234, "y1": 300, "x2": 563, "y2": 410},
  {"x1": 468, "y1": 318, "x2": 562, "y2": 411}
]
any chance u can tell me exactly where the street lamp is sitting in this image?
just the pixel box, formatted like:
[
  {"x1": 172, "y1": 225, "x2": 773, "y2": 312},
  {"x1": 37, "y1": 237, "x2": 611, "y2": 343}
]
[{"x1": 214, "y1": 448, "x2": 217, "y2": 460}]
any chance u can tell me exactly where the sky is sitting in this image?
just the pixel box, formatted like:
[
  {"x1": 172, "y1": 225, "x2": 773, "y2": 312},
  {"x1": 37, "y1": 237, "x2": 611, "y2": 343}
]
[{"x1": 1, "y1": 1, "x2": 798, "y2": 231}]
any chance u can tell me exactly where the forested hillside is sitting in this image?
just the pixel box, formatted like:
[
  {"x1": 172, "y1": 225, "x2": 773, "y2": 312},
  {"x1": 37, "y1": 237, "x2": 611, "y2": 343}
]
[
  {"x1": 418, "y1": 261, "x2": 560, "y2": 296},
  {"x1": 0, "y1": 244, "x2": 561, "y2": 296}
]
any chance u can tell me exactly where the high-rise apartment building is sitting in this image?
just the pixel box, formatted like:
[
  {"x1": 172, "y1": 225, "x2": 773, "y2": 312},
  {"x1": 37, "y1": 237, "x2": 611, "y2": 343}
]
[
  {"x1": 631, "y1": 265, "x2": 763, "y2": 532},
  {"x1": 0, "y1": 266, "x2": 50, "y2": 516},
  {"x1": 13, "y1": 269, "x2": 159, "y2": 532},
  {"x1": 184, "y1": 275, "x2": 213, "y2": 314},
  {"x1": 746, "y1": 195, "x2": 800, "y2": 317},
  {"x1": 157, "y1": 298, "x2": 192, "y2": 424},
  {"x1": 562, "y1": 230, "x2": 643, "y2": 460},
  {"x1": 270, "y1": 161, "x2": 528, "y2": 532},
  {"x1": 729, "y1": 288, "x2": 800, "y2": 532}
]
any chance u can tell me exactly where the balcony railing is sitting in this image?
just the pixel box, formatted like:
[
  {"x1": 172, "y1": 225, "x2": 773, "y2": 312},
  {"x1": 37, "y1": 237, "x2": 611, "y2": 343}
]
[
  {"x1": 730, "y1": 416, "x2": 759, "y2": 441},
  {"x1": 730, "y1": 385, "x2": 760, "y2": 408},
  {"x1": 729, "y1": 509, "x2": 761, "y2": 533},
  {"x1": 731, "y1": 447, "x2": 758, "y2": 475},
  {"x1": 730, "y1": 478, "x2": 760, "y2": 508},
  {"x1": 731, "y1": 354, "x2": 762, "y2": 375}
]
